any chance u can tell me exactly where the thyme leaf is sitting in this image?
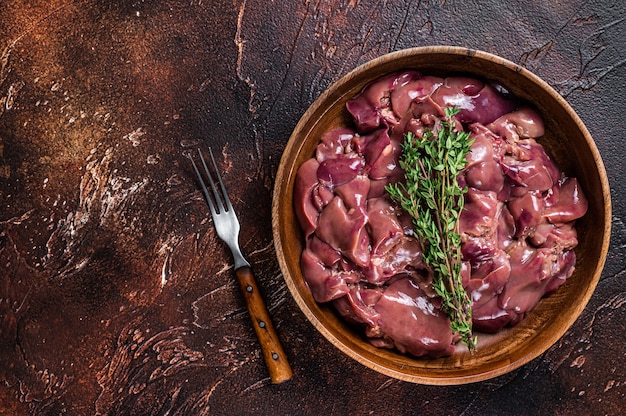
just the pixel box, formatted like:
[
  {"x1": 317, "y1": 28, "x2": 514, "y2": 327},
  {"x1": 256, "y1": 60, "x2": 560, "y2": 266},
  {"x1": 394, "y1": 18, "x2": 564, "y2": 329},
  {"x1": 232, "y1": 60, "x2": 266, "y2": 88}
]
[{"x1": 386, "y1": 106, "x2": 477, "y2": 352}]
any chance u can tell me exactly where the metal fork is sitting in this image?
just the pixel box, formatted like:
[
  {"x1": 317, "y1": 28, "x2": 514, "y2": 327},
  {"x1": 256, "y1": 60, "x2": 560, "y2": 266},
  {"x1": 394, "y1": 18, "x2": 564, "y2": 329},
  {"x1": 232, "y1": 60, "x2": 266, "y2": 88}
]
[{"x1": 189, "y1": 148, "x2": 292, "y2": 384}]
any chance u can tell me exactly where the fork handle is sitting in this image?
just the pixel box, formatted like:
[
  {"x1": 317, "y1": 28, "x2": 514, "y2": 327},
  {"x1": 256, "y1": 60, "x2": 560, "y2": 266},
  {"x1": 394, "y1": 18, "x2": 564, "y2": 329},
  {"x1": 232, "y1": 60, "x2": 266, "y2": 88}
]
[{"x1": 235, "y1": 266, "x2": 293, "y2": 384}]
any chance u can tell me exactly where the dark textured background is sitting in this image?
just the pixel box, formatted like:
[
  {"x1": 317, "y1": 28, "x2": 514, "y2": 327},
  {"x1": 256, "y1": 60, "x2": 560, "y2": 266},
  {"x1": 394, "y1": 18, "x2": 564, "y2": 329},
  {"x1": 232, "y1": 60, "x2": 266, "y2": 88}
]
[{"x1": 0, "y1": 1, "x2": 624, "y2": 415}]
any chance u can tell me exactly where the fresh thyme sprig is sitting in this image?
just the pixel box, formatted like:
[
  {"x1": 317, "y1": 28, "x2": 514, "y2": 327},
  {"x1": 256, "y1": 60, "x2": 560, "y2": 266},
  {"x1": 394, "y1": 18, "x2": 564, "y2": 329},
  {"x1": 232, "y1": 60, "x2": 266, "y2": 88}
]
[{"x1": 386, "y1": 106, "x2": 477, "y2": 352}]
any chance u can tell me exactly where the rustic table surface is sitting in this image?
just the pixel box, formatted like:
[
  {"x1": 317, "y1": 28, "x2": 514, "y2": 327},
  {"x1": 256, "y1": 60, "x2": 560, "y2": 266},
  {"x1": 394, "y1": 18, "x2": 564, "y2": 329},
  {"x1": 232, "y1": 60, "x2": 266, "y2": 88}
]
[{"x1": 1, "y1": 1, "x2": 624, "y2": 415}]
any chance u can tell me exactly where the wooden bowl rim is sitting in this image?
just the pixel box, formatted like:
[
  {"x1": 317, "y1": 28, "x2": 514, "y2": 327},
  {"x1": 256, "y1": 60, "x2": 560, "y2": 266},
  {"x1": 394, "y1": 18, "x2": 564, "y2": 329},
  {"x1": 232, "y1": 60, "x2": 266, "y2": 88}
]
[{"x1": 272, "y1": 46, "x2": 612, "y2": 385}]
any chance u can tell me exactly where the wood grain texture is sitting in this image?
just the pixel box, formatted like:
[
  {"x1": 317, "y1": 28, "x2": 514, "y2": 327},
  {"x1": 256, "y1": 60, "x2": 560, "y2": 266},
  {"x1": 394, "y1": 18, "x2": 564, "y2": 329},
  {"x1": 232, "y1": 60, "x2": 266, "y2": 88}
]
[
  {"x1": 0, "y1": 0, "x2": 624, "y2": 414},
  {"x1": 235, "y1": 266, "x2": 292, "y2": 384}
]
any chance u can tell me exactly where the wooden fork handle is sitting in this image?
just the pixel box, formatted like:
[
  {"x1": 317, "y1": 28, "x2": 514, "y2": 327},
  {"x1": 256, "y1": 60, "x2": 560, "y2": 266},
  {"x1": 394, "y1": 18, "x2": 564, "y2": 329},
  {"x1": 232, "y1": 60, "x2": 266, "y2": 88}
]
[{"x1": 235, "y1": 266, "x2": 293, "y2": 384}]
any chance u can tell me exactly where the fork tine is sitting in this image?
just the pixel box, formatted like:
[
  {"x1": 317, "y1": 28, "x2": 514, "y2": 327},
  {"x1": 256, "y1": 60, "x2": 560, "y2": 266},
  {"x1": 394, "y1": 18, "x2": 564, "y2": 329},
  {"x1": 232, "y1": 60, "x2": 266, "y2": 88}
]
[
  {"x1": 206, "y1": 148, "x2": 233, "y2": 213},
  {"x1": 189, "y1": 154, "x2": 218, "y2": 217},
  {"x1": 197, "y1": 148, "x2": 226, "y2": 214}
]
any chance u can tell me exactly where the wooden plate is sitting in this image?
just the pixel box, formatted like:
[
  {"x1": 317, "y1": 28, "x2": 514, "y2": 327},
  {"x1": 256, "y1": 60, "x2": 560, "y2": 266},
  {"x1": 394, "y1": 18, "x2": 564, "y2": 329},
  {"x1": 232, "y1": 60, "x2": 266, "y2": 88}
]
[{"x1": 272, "y1": 46, "x2": 611, "y2": 385}]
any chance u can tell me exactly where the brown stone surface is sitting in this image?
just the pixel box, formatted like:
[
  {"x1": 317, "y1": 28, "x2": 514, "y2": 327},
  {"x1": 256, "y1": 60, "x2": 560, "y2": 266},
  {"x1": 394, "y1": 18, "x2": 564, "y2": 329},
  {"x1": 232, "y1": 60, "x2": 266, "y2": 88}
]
[{"x1": 0, "y1": 1, "x2": 624, "y2": 414}]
